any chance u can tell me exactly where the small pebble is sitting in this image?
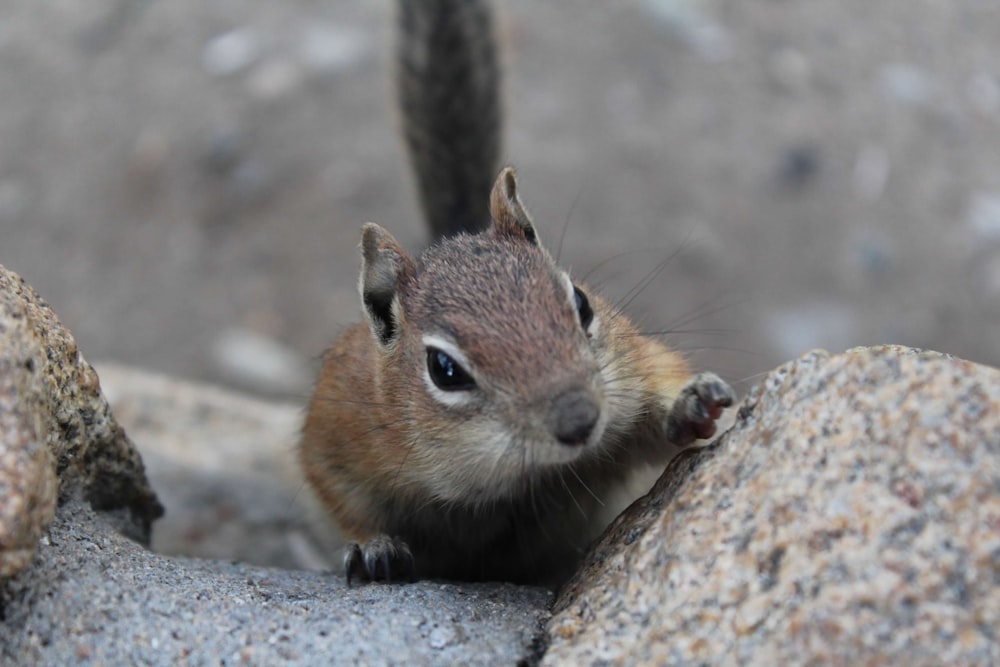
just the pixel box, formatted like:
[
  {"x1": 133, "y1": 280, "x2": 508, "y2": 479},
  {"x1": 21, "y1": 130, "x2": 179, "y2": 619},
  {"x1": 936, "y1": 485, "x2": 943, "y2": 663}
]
[
  {"x1": 298, "y1": 25, "x2": 370, "y2": 74},
  {"x1": 428, "y1": 625, "x2": 457, "y2": 649},
  {"x1": 635, "y1": 0, "x2": 732, "y2": 62},
  {"x1": 879, "y1": 63, "x2": 934, "y2": 106},
  {"x1": 246, "y1": 59, "x2": 304, "y2": 101},
  {"x1": 202, "y1": 28, "x2": 262, "y2": 77},
  {"x1": 776, "y1": 144, "x2": 821, "y2": 189}
]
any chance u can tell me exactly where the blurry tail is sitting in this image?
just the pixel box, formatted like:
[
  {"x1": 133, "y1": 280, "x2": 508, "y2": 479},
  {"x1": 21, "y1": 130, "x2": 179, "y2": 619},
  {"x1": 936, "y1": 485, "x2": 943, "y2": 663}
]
[{"x1": 396, "y1": 0, "x2": 502, "y2": 239}]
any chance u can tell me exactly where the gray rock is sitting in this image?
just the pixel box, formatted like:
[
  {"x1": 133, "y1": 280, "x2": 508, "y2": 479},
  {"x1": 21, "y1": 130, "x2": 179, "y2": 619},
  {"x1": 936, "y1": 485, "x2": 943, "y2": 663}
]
[
  {"x1": 1, "y1": 501, "x2": 552, "y2": 666},
  {"x1": 0, "y1": 265, "x2": 161, "y2": 577},
  {"x1": 547, "y1": 346, "x2": 1000, "y2": 665}
]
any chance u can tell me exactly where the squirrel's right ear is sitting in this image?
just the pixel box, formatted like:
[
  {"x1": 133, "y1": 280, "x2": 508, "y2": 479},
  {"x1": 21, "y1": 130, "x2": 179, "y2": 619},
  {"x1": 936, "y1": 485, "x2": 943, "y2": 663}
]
[
  {"x1": 489, "y1": 167, "x2": 539, "y2": 246},
  {"x1": 359, "y1": 222, "x2": 415, "y2": 347}
]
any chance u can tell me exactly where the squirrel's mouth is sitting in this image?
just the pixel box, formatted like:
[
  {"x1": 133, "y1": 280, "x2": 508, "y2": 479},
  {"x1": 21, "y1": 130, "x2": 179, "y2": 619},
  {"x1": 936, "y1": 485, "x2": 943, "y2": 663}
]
[
  {"x1": 414, "y1": 415, "x2": 610, "y2": 504},
  {"x1": 529, "y1": 416, "x2": 609, "y2": 467}
]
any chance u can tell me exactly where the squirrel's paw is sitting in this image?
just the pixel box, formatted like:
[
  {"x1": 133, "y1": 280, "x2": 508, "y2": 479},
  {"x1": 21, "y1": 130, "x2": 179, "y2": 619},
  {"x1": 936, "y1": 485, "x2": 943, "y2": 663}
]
[
  {"x1": 665, "y1": 372, "x2": 735, "y2": 447},
  {"x1": 344, "y1": 535, "x2": 415, "y2": 585}
]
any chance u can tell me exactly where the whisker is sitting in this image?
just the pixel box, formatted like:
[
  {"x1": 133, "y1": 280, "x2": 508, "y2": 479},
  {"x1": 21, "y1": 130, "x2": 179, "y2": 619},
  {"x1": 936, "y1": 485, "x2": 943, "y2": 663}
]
[
  {"x1": 567, "y1": 465, "x2": 604, "y2": 507},
  {"x1": 315, "y1": 396, "x2": 408, "y2": 409},
  {"x1": 661, "y1": 297, "x2": 748, "y2": 333},
  {"x1": 616, "y1": 231, "x2": 697, "y2": 312},
  {"x1": 556, "y1": 469, "x2": 588, "y2": 519},
  {"x1": 579, "y1": 244, "x2": 675, "y2": 285},
  {"x1": 666, "y1": 344, "x2": 765, "y2": 358},
  {"x1": 556, "y1": 183, "x2": 586, "y2": 265},
  {"x1": 390, "y1": 433, "x2": 420, "y2": 498},
  {"x1": 620, "y1": 328, "x2": 737, "y2": 338}
]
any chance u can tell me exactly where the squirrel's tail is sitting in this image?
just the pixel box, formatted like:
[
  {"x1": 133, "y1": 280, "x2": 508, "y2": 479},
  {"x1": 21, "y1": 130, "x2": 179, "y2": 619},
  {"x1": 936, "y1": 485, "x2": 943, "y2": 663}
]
[{"x1": 396, "y1": 0, "x2": 502, "y2": 239}]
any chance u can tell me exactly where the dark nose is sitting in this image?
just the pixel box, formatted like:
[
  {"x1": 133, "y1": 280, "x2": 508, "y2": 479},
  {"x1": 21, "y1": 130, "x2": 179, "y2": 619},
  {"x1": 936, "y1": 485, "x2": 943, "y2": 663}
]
[{"x1": 549, "y1": 388, "x2": 600, "y2": 446}]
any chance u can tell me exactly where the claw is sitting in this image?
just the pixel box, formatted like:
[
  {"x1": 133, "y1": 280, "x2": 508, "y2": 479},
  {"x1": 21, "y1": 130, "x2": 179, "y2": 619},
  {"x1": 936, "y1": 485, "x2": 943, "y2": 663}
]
[
  {"x1": 666, "y1": 372, "x2": 735, "y2": 447},
  {"x1": 344, "y1": 542, "x2": 364, "y2": 587},
  {"x1": 342, "y1": 535, "x2": 415, "y2": 585}
]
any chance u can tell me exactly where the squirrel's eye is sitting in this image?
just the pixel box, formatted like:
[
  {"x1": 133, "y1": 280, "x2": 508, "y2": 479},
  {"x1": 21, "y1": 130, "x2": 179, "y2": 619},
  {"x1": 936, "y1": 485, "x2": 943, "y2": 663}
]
[
  {"x1": 573, "y1": 285, "x2": 594, "y2": 330},
  {"x1": 427, "y1": 348, "x2": 476, "y2": 391}
]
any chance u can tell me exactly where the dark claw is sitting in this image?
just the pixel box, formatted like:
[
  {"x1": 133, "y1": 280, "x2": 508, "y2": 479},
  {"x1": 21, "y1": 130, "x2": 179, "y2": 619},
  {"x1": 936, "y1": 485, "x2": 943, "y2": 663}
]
[
  {"x1": 380, "y1": 551, "x2": 392, "y2": 583},
  {"x1": 345, "y1": 542, "x2": 364, "y2": 586},
  {"x1": 343, "y1": 535, "x2": 415, "y2": 585},
  {"x1": 666, "y1": 372, "x2": 735, "y2": 447}
]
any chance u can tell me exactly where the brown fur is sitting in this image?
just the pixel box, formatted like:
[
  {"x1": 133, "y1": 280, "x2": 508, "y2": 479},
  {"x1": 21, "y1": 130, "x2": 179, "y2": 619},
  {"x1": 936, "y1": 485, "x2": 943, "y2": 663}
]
[{"x1": 299, "y1": 168, "x2": 728, "y2": 585}]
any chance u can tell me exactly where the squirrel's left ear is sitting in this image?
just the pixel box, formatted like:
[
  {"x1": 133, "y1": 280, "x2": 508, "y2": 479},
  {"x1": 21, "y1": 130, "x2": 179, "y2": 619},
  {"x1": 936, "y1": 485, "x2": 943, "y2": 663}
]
[
  {"x1": 359, "y1": 222, "x2": 415, "y2": 348},
  {"x1": 489, "y1": 167, "x2": 539, "y2": 246}
]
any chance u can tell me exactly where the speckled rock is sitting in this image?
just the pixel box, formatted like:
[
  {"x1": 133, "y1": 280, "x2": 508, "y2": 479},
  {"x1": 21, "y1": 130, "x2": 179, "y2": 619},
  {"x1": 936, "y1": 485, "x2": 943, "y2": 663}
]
[
  {"x1": 547, "y1": 346, "x2": 1000, "y2": 665},
  {"x1": 0, "y1": 285, "x2": 56, "y2": 577},
  {"x1": 0, "y1": 266, "x2": 161, "y2": 577}
]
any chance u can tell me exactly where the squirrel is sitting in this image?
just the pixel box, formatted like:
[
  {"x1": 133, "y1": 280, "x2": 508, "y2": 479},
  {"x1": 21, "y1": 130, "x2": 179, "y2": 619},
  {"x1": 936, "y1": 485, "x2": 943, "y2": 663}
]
[{"x1": 299, "y1": 0, "x2": 735, "y2": 586}]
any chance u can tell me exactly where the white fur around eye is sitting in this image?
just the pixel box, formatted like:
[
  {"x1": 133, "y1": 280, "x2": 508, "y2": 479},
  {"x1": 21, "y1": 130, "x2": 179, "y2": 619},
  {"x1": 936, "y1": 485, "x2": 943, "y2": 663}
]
[
  {"x1": 564, "y1": 272, "x2": 599, "y2": 338},
  {"x1": 421, "y1": 334, "x2": 477, "y2": 407}
]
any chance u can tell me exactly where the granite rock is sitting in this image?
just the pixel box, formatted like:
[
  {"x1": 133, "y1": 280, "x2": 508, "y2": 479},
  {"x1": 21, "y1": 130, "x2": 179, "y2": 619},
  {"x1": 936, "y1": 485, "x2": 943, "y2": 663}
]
[
  {"x1": 0, "y1": 281, "x2": 56, "y2": 577},
  {"x1": 0, "y1": 266, "x2": 161, "y2": 577},
  {"x1": 548, "y1": 346, "x2": 1000, "y2": 665}
]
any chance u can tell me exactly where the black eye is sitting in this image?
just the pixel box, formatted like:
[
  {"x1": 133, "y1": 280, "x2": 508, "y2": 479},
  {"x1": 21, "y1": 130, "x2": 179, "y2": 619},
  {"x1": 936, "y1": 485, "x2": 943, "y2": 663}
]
[
  {"x1": 573, "y1": 285, "x2": 594, "y2": 330},
  {"x1": 427, "y1": 348, "x2": 476, "y2": 391}
]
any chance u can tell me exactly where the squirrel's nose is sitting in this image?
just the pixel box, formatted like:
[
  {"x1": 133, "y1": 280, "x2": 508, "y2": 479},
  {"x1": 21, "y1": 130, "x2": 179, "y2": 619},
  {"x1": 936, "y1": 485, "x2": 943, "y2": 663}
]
[{"x1": 550, "y1": 388, "x2": 600, "y2": 447}]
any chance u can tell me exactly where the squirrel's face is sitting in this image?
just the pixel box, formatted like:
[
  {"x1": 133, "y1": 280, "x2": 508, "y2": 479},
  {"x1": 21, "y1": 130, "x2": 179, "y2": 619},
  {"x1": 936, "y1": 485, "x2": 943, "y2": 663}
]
[
  {"x1": 357, "y1": 169, "x2": 645, "y2": 503},
  {"x1": 402, "y1": 234, "x2": 611, "y2": 500}
]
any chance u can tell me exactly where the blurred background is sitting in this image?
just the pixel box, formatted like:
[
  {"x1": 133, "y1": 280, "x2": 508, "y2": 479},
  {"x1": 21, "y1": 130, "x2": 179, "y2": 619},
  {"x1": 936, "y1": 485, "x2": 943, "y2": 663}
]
[{"x1": 2, "y1": 0, "x2": 999, "y2": 401}]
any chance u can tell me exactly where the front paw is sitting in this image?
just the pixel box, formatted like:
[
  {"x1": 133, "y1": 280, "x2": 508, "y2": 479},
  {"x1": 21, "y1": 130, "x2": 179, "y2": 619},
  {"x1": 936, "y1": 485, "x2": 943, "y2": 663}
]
[
  {"x1": 344, "y1": 534, "x2": 415, "y2": 585},
  {"x1": 665, "y1": 372, "x2": 735, "y2": 447}
]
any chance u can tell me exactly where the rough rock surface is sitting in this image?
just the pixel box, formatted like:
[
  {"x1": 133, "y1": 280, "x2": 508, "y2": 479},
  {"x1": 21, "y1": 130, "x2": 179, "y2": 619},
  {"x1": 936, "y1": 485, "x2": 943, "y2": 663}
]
[
  {"x1": 0, "y1": 266, "x2": 161, "y2": 576},
  {"x1": 547, "y1": 346, "x2": 1000, "y2": 665},
  {"x1": 0, "y1": 501, "x2": 552, "y2": 666},
  {"x1": 0, "y1": 277, "x2": 56, "y2": 577}
]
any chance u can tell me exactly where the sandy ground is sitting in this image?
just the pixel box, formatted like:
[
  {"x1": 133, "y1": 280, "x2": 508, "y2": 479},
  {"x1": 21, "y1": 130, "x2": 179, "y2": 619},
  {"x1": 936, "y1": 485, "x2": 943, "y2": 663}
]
[{"x1": 2, "y1": 0, "x2": 999, "y2": 402}]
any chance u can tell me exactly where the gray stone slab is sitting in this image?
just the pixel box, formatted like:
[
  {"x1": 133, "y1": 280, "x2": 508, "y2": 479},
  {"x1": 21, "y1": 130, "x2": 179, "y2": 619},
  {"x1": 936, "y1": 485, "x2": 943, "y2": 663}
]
[{"x1": 2, "y1": 502, "x2": 552, "y2": 666}]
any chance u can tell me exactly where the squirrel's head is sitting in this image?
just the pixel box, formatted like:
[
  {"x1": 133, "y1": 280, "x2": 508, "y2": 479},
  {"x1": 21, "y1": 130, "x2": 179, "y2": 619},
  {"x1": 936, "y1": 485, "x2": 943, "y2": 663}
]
[{"x1": 358, "y1": 168, "x2": 639, "y2": 503}]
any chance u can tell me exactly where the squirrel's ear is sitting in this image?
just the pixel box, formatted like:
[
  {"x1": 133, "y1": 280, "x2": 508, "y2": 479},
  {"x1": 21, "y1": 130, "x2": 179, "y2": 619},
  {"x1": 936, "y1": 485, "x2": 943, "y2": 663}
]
[
  {"x1": 359, "y1": 222, "x2": 414, "y2": 347},
  {"x1": 489, "y1": 167, "x2": 539, "y2": 246}
]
